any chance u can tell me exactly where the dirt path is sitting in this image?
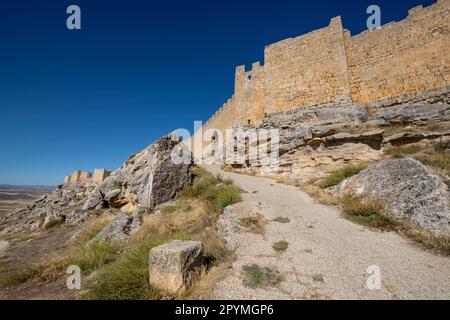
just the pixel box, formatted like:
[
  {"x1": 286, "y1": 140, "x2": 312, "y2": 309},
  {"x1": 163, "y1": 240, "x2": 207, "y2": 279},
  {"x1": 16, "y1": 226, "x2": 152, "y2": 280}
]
[{"x1": 204, "y1": 165, "x2": 450, "y2": 300}]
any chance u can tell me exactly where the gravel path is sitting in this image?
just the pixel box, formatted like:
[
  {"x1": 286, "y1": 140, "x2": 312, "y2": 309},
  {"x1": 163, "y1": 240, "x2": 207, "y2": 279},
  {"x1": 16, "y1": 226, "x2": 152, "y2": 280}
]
[{"x1": 204, "y1": 165, "x2": 450, "y2": 300}]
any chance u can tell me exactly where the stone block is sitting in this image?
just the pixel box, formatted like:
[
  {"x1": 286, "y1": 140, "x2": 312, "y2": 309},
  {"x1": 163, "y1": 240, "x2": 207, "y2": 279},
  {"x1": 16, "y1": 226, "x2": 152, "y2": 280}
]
[{"x1": 149, "y1": 240, "x2": 203, "y2": 293}]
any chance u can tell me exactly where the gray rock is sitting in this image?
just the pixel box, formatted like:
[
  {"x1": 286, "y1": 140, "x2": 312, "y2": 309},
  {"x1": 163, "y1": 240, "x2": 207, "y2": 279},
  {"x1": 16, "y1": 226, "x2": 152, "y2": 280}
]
[
  {"x1": 383, "y1": 131, "x2": 450, "y2": 146},
  {"x1": 105, "y1": 189, "x2": 121, "y2": 201},
  {"x1": 96, "y1": 133, "x2": 192, "y2": 211},
  {"x1": 335, "y1": 157, "x2": 450, "y2": 235},
  {"x1": 82, "y1": 190, "x2": 105, "y2": 211},
  {"x1": 89, "y1": 213, "x2": 141, "y2": 243},
  {"x1": 149, "y1": 240, "x2": 203, "y2": 293},
  {"x1": 67, "y1": 209, "x2": 89, "y2": 223},
  {"x1": 373, "y1": 104, "x2": 450, "y2": 125}
]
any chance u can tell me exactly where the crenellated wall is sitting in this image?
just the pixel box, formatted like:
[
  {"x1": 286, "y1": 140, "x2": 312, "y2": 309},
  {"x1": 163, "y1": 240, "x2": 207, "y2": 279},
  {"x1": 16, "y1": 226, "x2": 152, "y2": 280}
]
[{"x1": 189, "y1": 0, "x2": 450, "y2": 158}]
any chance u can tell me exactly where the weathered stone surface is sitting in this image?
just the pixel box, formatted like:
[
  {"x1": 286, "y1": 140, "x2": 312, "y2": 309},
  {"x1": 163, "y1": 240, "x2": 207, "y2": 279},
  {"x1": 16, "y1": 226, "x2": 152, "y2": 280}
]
[
  {"x1": 149, "y1": 240, "x2": 203, "y2": 293},
  {"x1": 82, "y1": 190, "x2": 105, "y2": 211},
  {"x1": 89, "y1": 213, "x2": 141, "y2": 243},
  {"x1": 105, "y1": 189, "x2": 121, "y2": 202},
  {"x1": 66, "y1": 209, "x2": 89, "y2": 223},
  {"x1": 335, "y1": 157, "x2": 450, "y2": 235},
  {"x1": 94, "y1": 133, "x2": 192, "y2": 212},
  {"x1": 383, "y1": 131, "x2": 450, "y2": 146},
  {"x1": 373, "y1": 104, "x2": 450, "y2": 125}
]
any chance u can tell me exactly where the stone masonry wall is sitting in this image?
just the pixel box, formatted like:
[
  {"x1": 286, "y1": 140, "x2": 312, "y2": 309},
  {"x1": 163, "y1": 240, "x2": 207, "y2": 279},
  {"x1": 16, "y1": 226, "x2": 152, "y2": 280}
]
[
  {"x1": 346, "y1": 0, "x2": 450, "y2": 104},
  {"x1": 264, "y1": 16, "x2": 352, "y2": 114},
  {"x1": 189, "y1": 0, "x2": 449, "y2": 159}
]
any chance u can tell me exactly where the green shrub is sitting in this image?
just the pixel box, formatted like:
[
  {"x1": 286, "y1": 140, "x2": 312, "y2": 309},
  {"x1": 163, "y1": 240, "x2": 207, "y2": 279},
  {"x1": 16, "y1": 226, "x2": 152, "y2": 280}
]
[
  {"x1": 242, "y1": 264, "x2": 284, "y2": 289},
  {"x1": 214, "y1": 186, "x2": 241, "y2": 213},
  {"x1": 319, "y1": 163, "x2": 368, "y2": 189},
  {"x1": 273, "y1": 217, "x2": 290, "y2": 224},
  {"x1": 272, "y1": 241, "x2": 289, "y2": 252},
  {"x1": 238, "y1": 214, "x2": 265, "y2": 235},
  {"x1": 312, "y1": 274, "x2": 324, "y2": 283},
  {"x1": 180, "y1": 167, "x2": 241, "y2": 214}
]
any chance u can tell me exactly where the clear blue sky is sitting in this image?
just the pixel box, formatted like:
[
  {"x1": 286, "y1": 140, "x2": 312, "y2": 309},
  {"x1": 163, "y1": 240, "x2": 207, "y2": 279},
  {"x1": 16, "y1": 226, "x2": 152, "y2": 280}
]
[{"x1": 0, "y1": 0, "x2": 435, "y2": 185}]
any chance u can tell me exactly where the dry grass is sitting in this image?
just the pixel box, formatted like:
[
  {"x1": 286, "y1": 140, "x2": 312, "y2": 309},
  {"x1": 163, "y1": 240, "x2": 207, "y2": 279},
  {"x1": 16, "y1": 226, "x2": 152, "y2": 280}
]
[
  {"x1": 0, "y1": 167, "x2": 241, "y2": 298},
  {"x1": 302, "y1": 184, "x2": 340, "y2": 205},
  {"x1": 238, "y1": 213, "x2": 266, "y2": 235},
  {"x1": 400, "y1": 223, "x2": 450, "y2": 256},
  {"x1": 80, "y1": 167, "x2": 240, "y2": 300},
  {"x1": 340, "y1": 194, "x2": 398, "y2": 231},
  {"x1": 44, "y1": 218, "x2": 64, "y2": 230},
  {"x1": 0, "y1": 216, "x2": 117, "y2": 288},
  {"x1": 81, "y1": 203, "x2": 229, "y2": 300},
  {"x1": 385, "y1": 145, "x2": 426, "y2": 158},
  {"x1": 385, "y1": 139, "x2": 450, "y2": 177},
  {"x1": 340, "y1": 194, "x2": 450, "y2": 256}
]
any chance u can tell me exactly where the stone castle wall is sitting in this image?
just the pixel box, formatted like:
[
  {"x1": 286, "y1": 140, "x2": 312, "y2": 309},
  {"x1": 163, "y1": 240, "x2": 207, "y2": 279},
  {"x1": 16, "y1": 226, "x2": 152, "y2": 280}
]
[
  {"x1": 64, "y1": 169, "x2": 110, "y2": 185},
  {"x1": 264, "y1": 16, "x2": 352, "y2": 114},
  {"x1": 345, "y1": 1, "x2": 450, "y2": 104},
  {"x1": 188, "y1": 0, "x2": 449, "y2": 159}
]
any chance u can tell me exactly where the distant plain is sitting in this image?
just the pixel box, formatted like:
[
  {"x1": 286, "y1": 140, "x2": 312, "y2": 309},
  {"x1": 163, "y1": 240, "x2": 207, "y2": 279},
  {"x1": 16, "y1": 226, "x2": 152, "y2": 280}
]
[{"x1": 0, "y1": 188, "x2": 52, "y2": 217}]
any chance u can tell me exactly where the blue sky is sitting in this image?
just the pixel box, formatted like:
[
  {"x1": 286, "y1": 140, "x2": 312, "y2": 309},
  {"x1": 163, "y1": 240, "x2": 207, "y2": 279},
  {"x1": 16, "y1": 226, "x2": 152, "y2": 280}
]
[{"x1": 0, "y1": 0, "x2": 436, "y2": 185}]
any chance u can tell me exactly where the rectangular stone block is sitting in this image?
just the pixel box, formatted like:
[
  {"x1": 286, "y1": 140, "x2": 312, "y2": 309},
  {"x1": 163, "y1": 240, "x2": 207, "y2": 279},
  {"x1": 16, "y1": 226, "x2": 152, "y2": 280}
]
[{"x1": 149, "y1": 240, "x2": 203, "y2": 293}]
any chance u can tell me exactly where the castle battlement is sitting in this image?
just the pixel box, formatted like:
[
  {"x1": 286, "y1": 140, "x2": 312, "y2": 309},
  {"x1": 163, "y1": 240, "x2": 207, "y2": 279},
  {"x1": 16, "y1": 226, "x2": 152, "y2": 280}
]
[
  {"x1": 190, "y1": 0, "x2": 449, "y2": 160},
  {"x1": 64, "y1": 168, "x2": 110, "y2": 185}
]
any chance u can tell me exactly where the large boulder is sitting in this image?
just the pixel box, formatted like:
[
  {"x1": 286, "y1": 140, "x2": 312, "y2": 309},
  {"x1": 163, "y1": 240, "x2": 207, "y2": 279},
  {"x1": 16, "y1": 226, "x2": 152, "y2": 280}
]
[
  {"x1": 84, "y1": 133, "x2": 192, "y2": 213},
  {"x1": 149, "y1": 240, "x2": 203, "y2": 293},
  {"x1": 335, "y1": 157, "x2": 450, "y2": 235}
]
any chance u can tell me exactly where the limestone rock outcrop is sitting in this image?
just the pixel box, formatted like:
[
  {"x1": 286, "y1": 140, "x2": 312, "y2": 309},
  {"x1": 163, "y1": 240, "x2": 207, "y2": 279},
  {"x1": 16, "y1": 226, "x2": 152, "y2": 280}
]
[
  {"x1": 0, "y1": 181, "x2": 97, "y2": 235},
  {"x1": 335, "y1": 157, "x2": 450, "y2": 235},
  {"x1": 149, "y1": 240, "x2": 204, "y2": 293},
  {"x1": 0, "y1": 133, "x2": 192, "y2": 235},
  {"x1": 84, "y1": 133, "x2": 193, "y2": 213},
  {"x1": 224, "y1": 89, "x2": 450, "y2": 183}
]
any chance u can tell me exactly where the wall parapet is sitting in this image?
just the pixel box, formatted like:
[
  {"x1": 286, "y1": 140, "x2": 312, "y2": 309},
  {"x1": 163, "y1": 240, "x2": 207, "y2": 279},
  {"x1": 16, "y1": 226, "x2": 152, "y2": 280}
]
[{"x1": 197, "y1": 0, "x2": 449, "y2": 144}]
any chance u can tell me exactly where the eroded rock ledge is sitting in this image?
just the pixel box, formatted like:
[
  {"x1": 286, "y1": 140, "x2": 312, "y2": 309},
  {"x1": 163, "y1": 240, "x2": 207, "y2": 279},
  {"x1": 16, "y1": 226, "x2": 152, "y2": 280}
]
[{"x1": 226, "y1": 87, "x2": 450, "y2": 183}]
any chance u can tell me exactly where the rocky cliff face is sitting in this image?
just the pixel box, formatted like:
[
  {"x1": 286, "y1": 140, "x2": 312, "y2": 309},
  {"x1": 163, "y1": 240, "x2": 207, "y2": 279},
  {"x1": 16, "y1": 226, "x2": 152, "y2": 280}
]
[
  {"x1": 226, "y1": 88, "x2": 450, "y2": 183},
  {"x1": 0, "y1": 134, "x2": 192, "y2": 236}
]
